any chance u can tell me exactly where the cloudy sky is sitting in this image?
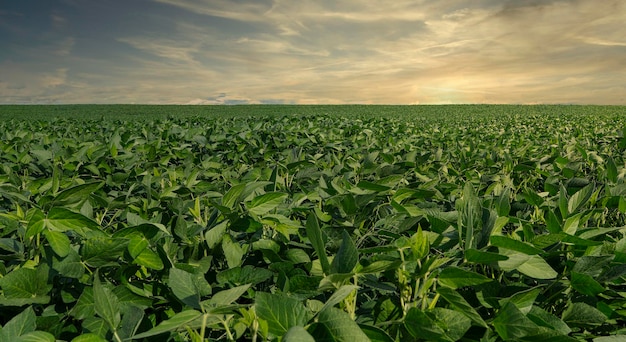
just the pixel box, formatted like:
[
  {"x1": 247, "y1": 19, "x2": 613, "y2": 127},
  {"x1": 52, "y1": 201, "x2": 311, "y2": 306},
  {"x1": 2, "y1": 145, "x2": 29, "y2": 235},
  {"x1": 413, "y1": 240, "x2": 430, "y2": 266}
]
[{"x1": 1, "y1": 0, "x2": 624, "y2": 104}]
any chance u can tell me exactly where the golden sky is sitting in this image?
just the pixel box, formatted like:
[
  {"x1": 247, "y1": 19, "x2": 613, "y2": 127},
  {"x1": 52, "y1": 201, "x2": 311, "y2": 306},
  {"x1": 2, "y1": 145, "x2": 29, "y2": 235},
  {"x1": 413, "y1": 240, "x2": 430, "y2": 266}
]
[{"x1": 1, "y1": 0, "x2": 624, "y2": 104}]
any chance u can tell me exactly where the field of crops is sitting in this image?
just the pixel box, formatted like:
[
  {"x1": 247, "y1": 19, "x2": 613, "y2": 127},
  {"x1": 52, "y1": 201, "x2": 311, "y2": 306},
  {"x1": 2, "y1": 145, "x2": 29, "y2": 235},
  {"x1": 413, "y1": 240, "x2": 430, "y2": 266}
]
[{"x1": 2, "y1": 105, "x2": 626, "y2": 341}]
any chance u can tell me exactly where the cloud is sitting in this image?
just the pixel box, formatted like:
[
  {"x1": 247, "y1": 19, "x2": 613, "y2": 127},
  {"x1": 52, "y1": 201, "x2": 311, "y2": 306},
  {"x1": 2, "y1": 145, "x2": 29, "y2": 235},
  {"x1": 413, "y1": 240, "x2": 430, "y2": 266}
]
[{"x1": 2, "y1": 0, "x2": 625, "y2": 104}]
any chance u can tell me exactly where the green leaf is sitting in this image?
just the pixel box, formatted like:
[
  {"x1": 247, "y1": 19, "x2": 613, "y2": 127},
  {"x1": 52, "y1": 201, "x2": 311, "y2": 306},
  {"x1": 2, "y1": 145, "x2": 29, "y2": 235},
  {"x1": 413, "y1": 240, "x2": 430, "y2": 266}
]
[
  {"x1": 310, "y1": 307, "x2": 369, "y2": 342},
  {"x1": 0, "y1": 266, "x2": 52, "y2": 300},
  {"x1": 562, "y1": 302, "x2": 607, "y2": 326},
  {"x1": 255, "y1": 292, "x2": 311, "y2": 337},
  {"x1": 410, "y1": 226, "x2": 429, "y2": 259},
  {"x1": 572, "y1": 255, "x2": 613, "y2": 277},
  {"x1": 71, "y1": 333, "x2": 108, "y2": 342},
  {"x1": 437, "y1": 287, "x2": 487, "y2": 327},
  {"x1": 93, "y1": 272, "x2": 121, "y2": 331},
  {"x1": 222, "y1": 183, "x2": 247, "y2": 209},
  {"x1": 570, "y1": 272, "x2": 605, "y2": 296},
  {"x1": 45, "y1": 207, "x2": 100, "y2": 234},
  {"x1": 330, "y1": 230, "x2": 358, "y2": 274},
  {"x1": 320, "y1": 285, "x2": 359, "y2": 313},
  {"x1": 50, "y1": 181, "x2": 104, "y2": 207},
  {"x1": 359, "y1": 324, "x2": 394, "y2": 342},
  {"x1": 131, "y1": 310, "x2": 203, "y2": 339},
  {"x1": 43, "y1": 230, "x2": 70, "y2": 257},
  {"x1": 490, "y1": 236, "x2": 543, "y2": 255},
  {"x1": 357, "y1": 260, "x2": 402, "y2": 274},
  {"x1": 438, "y1": 267, "x2": 492, "y2": 289},
  {"x1": 404, "y1": 307, "x2": 445, "y2": 340},
  {"x1": 283, "y1": 326, "x2": 316, "y2": 342},
  {"x1": 517, "y1": 255, "x2": 558, "y2": 279},
  {"x1": 500, "y1": 287, "x2": 540, "y2": 315},
  {"x1": 567, "y1": 183, "x2": 594, "y2": 214},
  {"x1": 25, "y1": 208, "x2": 46, "y2": 240},
  {"x1": 306, "y1": 214, "x2": 330, "y2": 275},
  {"x1": 493, "y1": 302, "x2": 540, "y2": 340},
  {"x1": 169, "y1": 267, "x2": 203, "y2": 309},
  {"x1": 465, "y1": 249, "x2": 508, "y2": 264},
  {"x1": 81, "y1": 237, "x2": 128, "y2": 267},
  {"x1": 606, "y1": 156, "x2": 618, "y2": 183},
  {"x1": 247, "y1": 192, "x2": 287, "y2": 215},
  {"x1": 527, "y1": 306, "x2": 571, "y2": 335},
  {"x1": 0, "y1": 306, "x2": 36, "y2": 340},
  {"x1": 71, "y1": 287, "x2": 95, "y2": 320},
  {"x1": 133, "y1": 248, "x2": 164, "y2": 270},
  {"x1": 222, "y1": 234, "x2": 245, "y2": 269},
  {"x1": 207, "y1": 284, "x2": 250, "y2": 306},
  {"x1": 17, "y1": 331, "x2": 56, "y2": 342},
  {"x1": 431, "y1": 307, "x2": 472, "y2": 341}
]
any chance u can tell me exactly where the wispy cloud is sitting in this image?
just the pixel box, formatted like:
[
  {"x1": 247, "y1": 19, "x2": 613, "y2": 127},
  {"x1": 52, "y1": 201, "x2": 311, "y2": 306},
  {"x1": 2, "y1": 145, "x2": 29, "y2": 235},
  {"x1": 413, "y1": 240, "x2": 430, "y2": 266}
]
[{"x1": 1, "y1": 0, "x2": 625, "y2": 104}]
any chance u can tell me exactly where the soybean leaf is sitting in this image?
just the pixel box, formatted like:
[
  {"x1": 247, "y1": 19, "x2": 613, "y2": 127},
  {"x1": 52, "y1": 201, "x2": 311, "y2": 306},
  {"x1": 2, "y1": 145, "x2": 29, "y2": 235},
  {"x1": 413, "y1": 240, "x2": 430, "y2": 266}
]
[
  {"x1": 438, "y1": 267, "x2": 492, "y2": 289},
  {"x1": 206, "y1": 284, "x2": 251, "y2": 306},
  {"x1": 71, "y1": 333, "x2": 108, "y2": 342},
  {"x1": 222, "y1": 183, "x2": 247, "y2": 209},
  {"x1": 517, "y1": 255, "x2": 558, "y2": 279},
  {"x1": 359, "y1": 324, "x2": 394, "y2": 342},
  {"x1": 491, "y1": 236, "x2": 543, "y2": 255},
  {"x1": 330, "y1": 230, "x2": 358, "y2": 274},
  {"x1": 431, "y1": 308, "x2": 471, "y2": 341},
  {"x1": 437, "y1": 287, "x2": 487, "y2": 327},
  {"x1": 465, "y1": 249, "x2": 508, "y2": 264},
  {"x1": 320, "y1": 285, "x2": 359, "y2": 313},
  {"x1": 43, "y1": 230, "x2": 71, "y2": 258},
  {"x1": 567, "y1": 183, "x2": 594, "y2": 214},
  {"x1": 0, "y1": 266, "x2": 52, "y2": 301},
  {"x1": 571, "y1": 272, "x2": 605, "y2": 296},
  {"x1": 562, "y1": 302, "x2": 607, "y2": 326},
  {"x1": 283, "y1": 326, "x2": 315, "y2": 342},
  {"x1": 493, "y1": 302, "x2": 540, "y2": 340},
  {"x1": 93, "y1": 272, "x2": 121, "y2": 332},
  {"x1": 404, "y1": 307, "x2": 445, "y2": 341},
  {"x1": 310, "y1": 307, "x2": 369, "y2": 342},
  {"x1": 168, "y1": 267, "x2": 204, "y2": 309},
  {"x1": 45, "y1": 207, "x2": 101, "y2": 234},
  {"x1": 131, "y1": 310, "x2": 203, "y2": 339},
  {"x1": 19, "y1": 331, "x2": 56, "y2": 342},
  {"x1": 50, "y1": 181, "x2": 104, "y2": 207},
  {"x1": 0, "y1": 306, "x2": 36, "y2": 340},
  {"x1": 247, "y1": 192, "x2": 287, "y2": 216},
  {"x1": 500, "y1": 287, "x2": 540, "y2": 315},
  {"x1": 306, "y1": 214, "x2": 329, "y2": 275},
  {"x1": 255, "y1": 292, "x2": 311, "y2": 337},
  {"x1": 527, "y1": 306, "x2": 571, "y2": 335}
]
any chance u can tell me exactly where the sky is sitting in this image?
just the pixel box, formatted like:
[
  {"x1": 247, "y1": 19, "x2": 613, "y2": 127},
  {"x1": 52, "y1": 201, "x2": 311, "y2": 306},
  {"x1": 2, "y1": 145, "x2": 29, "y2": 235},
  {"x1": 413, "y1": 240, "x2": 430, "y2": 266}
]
[{"x1": 0, "y1": 0, "x2": 624, "y2": 105}]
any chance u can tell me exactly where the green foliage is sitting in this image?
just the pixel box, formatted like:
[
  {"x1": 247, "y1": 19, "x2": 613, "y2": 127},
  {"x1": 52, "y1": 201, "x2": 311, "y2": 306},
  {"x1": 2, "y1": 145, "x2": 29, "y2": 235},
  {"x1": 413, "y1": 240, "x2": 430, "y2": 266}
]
[{"x1": 1, "y1": 104, "x2": 626, "y2": 340}]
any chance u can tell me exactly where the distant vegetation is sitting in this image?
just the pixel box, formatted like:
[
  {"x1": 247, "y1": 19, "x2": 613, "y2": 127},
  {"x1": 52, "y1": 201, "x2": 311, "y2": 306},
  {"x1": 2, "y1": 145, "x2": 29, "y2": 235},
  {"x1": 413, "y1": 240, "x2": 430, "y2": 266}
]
[{"x1": 1, "y1": 105, "x2": 626, "y2": 341}]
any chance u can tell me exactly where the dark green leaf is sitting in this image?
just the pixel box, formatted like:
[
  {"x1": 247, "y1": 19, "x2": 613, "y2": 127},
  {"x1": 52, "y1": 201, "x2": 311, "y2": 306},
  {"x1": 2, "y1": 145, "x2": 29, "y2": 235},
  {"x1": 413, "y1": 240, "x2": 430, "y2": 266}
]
[
  {"x1": 310, "y1": 307, "x2": 369, "y2": 342},
  {"x1": 570, "y1": 272, "x2": 605, "y2": 296},
  {"x1": 0, "y1": 306, "x2": 36, "y2": 339},
  {"x1": 438, "y1": 267, "x2": 492, "y2": 289},
  {"x1": 93, "y1": 272, "x2": 121, "y2": 331},
  {"x1": 562, "y1": 302, "x2": 607, "y2": 326},
  {"x1": 437, "y1": 287, "x2": 487, "y2": 327},
  {"x1": 491, "y1": 236, "x2": 543, "y2": 255},
  {"x1": 283, "y1": 326, "x2": 315, "y2": 342},
  {"x1": 493, "y1": 302, "x2": 540, "y2": 340},
  {"x1": 330, "y1": 230, "x2": 358, "y2": 274},
  {"x1": 465, "y1": 249, "x2": 508, "y2": 264},
  {"x1": 306, "y1": 214, "x2": 330, "y2": 275},
  {"x1": 255, "y1": 292, "x2": 311, "y2": 337},
  {"x1": 131, "y1": 310, "x2": 203, "y2": 339}
]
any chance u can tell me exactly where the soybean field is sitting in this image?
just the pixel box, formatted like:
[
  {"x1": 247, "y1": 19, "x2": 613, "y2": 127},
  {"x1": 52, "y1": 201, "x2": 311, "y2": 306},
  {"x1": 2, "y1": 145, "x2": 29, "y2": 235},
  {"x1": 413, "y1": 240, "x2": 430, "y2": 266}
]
[{"x1": 1, "y1": 105, "x2": 626, "y2": 341}]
